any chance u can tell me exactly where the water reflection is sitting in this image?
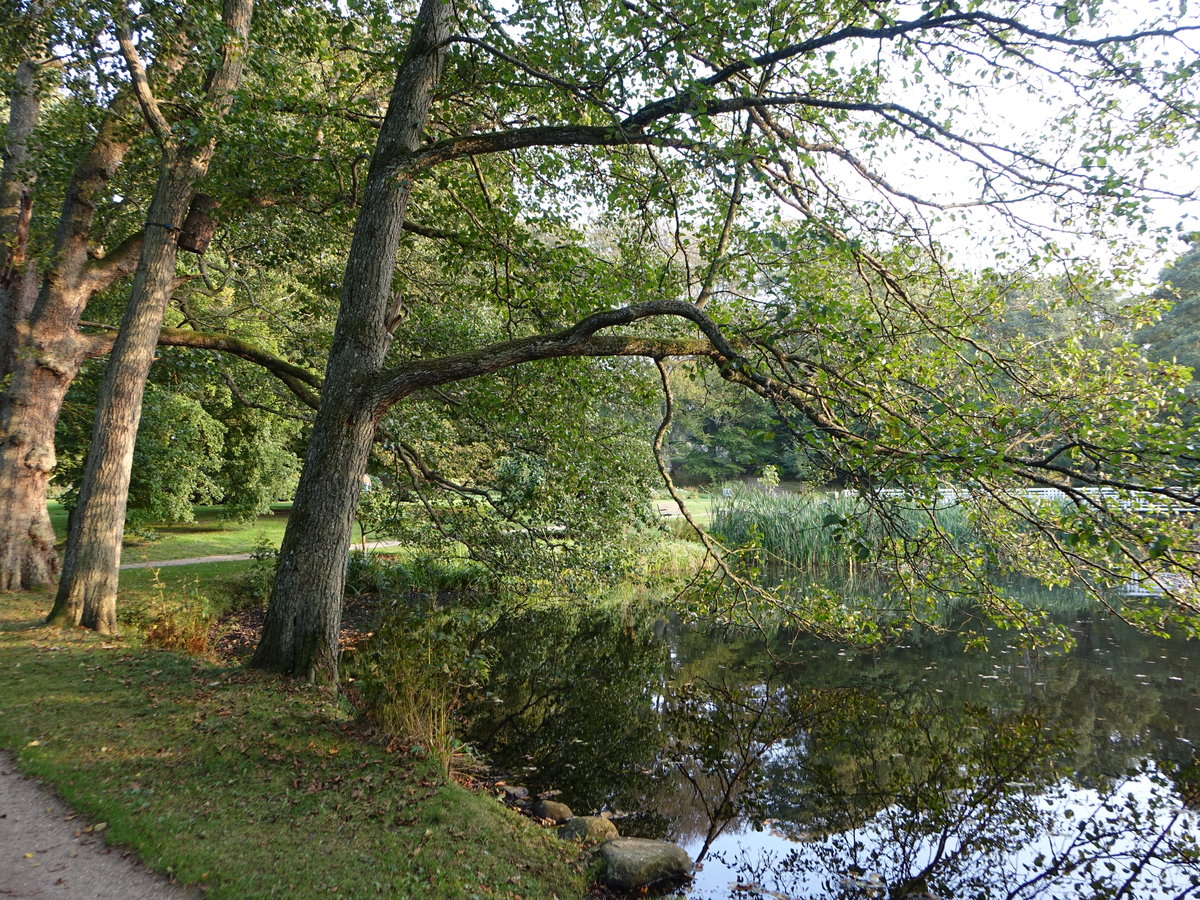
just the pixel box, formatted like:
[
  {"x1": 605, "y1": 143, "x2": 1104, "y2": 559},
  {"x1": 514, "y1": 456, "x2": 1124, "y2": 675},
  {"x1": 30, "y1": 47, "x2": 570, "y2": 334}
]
[{"x1": 462, "y1": 607, "x2": 1200, "y2": 898}]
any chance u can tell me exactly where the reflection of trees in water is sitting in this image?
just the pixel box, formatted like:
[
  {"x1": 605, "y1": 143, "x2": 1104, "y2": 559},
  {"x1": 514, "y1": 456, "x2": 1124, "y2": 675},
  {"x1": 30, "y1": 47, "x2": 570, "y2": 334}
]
[
  {"x1": 657, "y1": 670, "x2": 837, "y2": 857},
  {"x1": 461, "y1": 603, "x2": 670, "y2": 815},
  {"x1": 686, "y1": 622, "x2": 1200, "y2": 898},
  {"x1": 466, "y1": 606, "x2": 1200, "y2": 897}
]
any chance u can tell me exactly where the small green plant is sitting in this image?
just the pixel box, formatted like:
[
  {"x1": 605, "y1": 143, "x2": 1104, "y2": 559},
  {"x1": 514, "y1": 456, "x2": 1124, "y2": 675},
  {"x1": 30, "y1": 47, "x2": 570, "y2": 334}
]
[
  {"x1": 390, "y1": 554, "x2": 492, "y2": 596},
  {"x1": 759, "y1": 465, "x2": 780, "y2": 491},
  {"x1": 235, "y1": 539, "x2": 278, "y2": 606},
  {"x1": 345, "y1": 550, "x2": 393, "y2": 595},
  {"x1": 120, "y1": 571, "x2": 222, "y2": 656}
]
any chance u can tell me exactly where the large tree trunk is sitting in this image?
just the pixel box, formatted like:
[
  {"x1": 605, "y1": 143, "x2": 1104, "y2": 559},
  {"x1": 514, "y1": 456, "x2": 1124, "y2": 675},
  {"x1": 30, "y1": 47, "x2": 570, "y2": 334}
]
[
  {"x1": 0, "y1": 357, "x2": 68, "y2": 591},
  {"x1": 50, "y1": 0, "x2": 253, "y2": 631},
  {"x1": 252, "y1": 0, "x2": 452, "y2": 683},
  {"x1": 0, "y1": 59, "x2": 40, "y2": 378},
  {"x1": 0, "y1": 56, "x2": 57, "y2": 591},
  {"x1": 49, "y1": 163, "x2": 198, "y2": 630},
  {"x1": 0, "y1": 86, "x2": 139, "y2": 591}
]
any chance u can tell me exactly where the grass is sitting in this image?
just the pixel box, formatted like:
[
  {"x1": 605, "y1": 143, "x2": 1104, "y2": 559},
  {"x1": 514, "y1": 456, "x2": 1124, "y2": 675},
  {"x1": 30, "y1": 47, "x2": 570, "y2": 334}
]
[
  {"x1": 48, "y1": 502, "x2": 381, "y2": 566},
  {"x1": 0, "y1": 584, "x2": 592, "y2": 899},
  {"x1": 710, "y1": 487, "x2": 976, "y2": 579}
]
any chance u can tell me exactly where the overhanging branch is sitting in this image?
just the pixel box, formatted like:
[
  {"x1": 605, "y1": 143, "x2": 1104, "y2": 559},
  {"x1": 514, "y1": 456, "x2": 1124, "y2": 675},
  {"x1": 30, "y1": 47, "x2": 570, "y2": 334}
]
[{"x1": 82, "y1": 325, "x2": 322, "y2": 409}]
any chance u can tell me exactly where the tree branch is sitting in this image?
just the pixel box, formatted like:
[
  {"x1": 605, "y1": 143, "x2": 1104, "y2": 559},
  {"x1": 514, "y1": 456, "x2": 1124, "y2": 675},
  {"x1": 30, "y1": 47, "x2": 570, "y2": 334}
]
[
  {"x1": 115, "y1": 17, "x2": 173, "y2": 144},
  {"x1": 81, "y1": 325, "x2": 323, "y2": 409},
  {"x1": 82, "y1": 230, "x2": 145, "y2": 292}
]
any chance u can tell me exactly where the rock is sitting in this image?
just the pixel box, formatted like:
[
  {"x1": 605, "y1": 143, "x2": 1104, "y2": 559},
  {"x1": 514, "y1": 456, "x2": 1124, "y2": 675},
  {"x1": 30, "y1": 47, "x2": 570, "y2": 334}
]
[
  {"x1": 531, "y1": 799, "x2": 573, "y2": 824},
  {"x1": 596, "y1": 837, "x2": 692, "y2": 891},
  {"x1": 496, "y1": 783, "x2": 529, "y2": 801},
  {"x1": 558, "y1": 815, "x2": 618, "y2": 844}
]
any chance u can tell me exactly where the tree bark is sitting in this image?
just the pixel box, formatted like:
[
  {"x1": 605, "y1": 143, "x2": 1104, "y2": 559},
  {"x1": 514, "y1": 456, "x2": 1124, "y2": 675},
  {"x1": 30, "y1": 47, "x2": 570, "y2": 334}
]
[
  {"x1": 252, "y1": 0, "x2": 453, "y2": 682},
  {"x1": 0, "y1": 89, "x2": 140, "y2": 591},
  {"x1": 0, "y1": 58, "x2": 40, "y2": 378},
  {"x1": 50, "y1": 0, "x2": 253, "y2": 630}
]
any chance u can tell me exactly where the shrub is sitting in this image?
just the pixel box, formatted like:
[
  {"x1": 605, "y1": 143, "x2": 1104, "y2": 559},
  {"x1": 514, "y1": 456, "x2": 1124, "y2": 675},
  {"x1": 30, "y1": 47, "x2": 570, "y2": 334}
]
[{"x1": 353, "y1": 603, "x2": 491, "y2": 781}]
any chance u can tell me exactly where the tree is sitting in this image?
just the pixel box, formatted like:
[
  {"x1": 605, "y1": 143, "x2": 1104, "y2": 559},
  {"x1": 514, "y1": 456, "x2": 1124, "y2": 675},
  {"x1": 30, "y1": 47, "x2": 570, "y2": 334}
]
[
  {"x1": 0, "y1": 0, "x2": 348, "y2": 592},
  {"x1": 250, "y1": 0, "x2": 1200, "y2": 682},
  {"x1": 0, "y1": 4, "x2": 149, "y2": 590},
  {"x1": 1138, "y1": 235, "x2": 1200, "y2": 384},
  {"x1": 665, "y1": 362, "x2": 811, "y2": 485},
  {"x1": 47, "y1": 0, "x2": 254, "y2": 632}
]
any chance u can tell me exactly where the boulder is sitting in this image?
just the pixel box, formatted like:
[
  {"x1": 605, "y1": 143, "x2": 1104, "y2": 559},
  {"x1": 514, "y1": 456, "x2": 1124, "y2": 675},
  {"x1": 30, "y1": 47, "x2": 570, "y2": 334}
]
[
  {"x1": 496, "y1": 783, "x2": 529, "y2": 801},
  {"x1": 558, "y1": 815, "x2": 619, "y2": 844},
  {"x1": 596, "y1": 837, "x2": 692, "y2": 891},
  {"x1": 531, "y1": 799, "x2": 573, "y2": 824}
]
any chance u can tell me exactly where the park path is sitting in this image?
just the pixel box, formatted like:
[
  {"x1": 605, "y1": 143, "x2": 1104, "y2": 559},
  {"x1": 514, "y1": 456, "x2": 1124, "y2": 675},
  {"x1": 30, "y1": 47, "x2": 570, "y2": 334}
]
[
  {"x1": 118, "y1": 539, "x2": 405, "y2": 570},
  {"x1": 0, "y1": 752, "x2": 199, "y2": 899}
]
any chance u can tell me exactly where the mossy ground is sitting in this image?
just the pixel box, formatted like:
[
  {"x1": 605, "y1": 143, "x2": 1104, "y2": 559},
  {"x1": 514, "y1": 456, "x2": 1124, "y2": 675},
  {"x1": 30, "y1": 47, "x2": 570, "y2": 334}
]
[{"x1": 0, "y1": 586, "x2": 591, "y2": 899}]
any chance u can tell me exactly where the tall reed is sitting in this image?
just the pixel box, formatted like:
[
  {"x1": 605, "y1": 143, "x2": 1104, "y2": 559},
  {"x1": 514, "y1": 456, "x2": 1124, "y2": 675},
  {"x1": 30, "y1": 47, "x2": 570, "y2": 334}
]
[{"x1": 709, "y1": 486, "x2": 975, "y2": 582}]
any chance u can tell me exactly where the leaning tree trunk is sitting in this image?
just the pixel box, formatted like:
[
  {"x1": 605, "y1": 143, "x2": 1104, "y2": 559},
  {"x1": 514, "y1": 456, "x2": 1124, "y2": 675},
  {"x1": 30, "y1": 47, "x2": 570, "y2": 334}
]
[
  {"x1": 50, "y1": 0, "x2": 253, "y2": 631},
  {"x1": 49, "y1": 164, "x2": 198, "y2": 630},
  {"x1": 252, "y1": 0, "x2": 452, "y2": 683}
]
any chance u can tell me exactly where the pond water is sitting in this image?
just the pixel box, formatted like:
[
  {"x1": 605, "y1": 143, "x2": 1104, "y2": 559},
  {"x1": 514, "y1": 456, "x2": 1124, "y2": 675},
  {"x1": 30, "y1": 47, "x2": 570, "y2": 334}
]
[{"x1": 462, "y1": 603, "x2": 1200, "y2": 899}]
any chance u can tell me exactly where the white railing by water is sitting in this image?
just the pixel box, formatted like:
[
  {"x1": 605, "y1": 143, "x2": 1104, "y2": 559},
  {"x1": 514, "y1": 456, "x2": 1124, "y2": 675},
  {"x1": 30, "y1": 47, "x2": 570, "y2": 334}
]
[{"x1": 870, "y1": 486, "x2": 1200, "y2": 515}]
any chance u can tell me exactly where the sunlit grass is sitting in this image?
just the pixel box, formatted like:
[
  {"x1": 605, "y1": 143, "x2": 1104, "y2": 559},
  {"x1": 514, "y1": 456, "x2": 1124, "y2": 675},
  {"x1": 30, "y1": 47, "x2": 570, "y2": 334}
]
[{"x1": 49, "y1": 501, "x2": 296, "y2": 563}]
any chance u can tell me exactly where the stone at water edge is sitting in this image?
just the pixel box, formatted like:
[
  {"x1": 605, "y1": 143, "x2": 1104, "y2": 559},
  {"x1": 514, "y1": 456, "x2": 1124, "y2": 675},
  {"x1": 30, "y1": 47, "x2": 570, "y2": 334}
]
[
  {"x1": 558, "y1": 815, "x2": 618, "y2": 844},
  {"x1": 496, "y1": 784, "x2": 529, "y2": 801},
  {"x1": 531, "y1": 799, "x2": 573, "y2": 824},
  {"x1": 596, "y1": 837, "x2": 692, "y2": 891}
]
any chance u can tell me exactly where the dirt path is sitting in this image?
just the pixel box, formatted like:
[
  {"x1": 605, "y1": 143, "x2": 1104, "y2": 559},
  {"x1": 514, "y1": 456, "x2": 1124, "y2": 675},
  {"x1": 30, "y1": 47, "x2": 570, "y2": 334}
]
[
  {"x1": 118, "y1": 539, "x2": 405, "y2": 570},
  {"x1": 0, "y1": 752, "x2": 198, "y2": 899}
]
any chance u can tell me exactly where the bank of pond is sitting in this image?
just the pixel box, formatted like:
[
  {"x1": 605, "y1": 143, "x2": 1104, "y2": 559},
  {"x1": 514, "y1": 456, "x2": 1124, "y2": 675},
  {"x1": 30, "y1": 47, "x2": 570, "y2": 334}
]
[{"x1": 366, "y1": 592, "x2": 1200, "y2": 899}]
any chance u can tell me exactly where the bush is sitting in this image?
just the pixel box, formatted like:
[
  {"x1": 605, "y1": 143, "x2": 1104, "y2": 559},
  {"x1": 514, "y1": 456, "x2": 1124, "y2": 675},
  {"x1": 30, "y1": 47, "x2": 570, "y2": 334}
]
[{"x1": 353, "y1": 603, "x2": 491, "y2": 781}]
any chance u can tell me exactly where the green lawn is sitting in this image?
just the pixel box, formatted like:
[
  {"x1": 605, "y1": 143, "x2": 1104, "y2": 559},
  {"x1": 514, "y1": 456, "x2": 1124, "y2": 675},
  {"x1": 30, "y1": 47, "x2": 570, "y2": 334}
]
[
  {"x1": 0, "y1": 585, "x2": 591, "y2": 899},
  {"x1": 47, "y1": 503, "x2": 379, "y2": 565}
]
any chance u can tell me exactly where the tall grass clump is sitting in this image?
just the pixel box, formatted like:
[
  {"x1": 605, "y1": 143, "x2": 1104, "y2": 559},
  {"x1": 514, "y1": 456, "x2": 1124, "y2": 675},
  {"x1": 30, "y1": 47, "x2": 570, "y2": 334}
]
[
  {"x1": 710, "y1": 486, "x2": 977, "y2": 583},
  {"x1": 353, "y1": 601, "x2": 491, "y2": 781},
  {"x1": 120, "y1": 571, "x2": 227, "y2": 656},
  {"x1": 711, "y1": 488, "x2": 865, "y2": 577}
]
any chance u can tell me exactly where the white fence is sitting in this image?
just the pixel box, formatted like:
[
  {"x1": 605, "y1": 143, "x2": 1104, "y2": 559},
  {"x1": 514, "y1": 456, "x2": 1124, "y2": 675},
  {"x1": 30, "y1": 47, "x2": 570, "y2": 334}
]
[{"x1": 872, "y1": 486, "x2": 1200, "y2": 515}]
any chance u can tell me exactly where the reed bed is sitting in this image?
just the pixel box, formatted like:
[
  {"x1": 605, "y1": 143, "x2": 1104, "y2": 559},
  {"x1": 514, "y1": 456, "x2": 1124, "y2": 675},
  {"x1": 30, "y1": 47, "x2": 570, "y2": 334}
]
[{"x1": 709, "y1": 486, "x2": 976, "y2": 582}]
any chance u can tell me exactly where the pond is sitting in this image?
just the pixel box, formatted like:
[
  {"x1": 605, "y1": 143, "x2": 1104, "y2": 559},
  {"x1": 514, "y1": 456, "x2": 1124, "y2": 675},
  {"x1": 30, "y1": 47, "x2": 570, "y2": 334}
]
[{"x1": 462, "y1": 602, "x2": 1200, "y2": 899}]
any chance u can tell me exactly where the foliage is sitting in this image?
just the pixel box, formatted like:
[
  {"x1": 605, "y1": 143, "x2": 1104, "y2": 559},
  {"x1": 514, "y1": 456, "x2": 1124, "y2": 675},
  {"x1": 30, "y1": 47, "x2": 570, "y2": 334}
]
[
  {"x1": 56, "y1": 362, "x2": 301, "y2": 529},
  {"x1": 665, "y1": 365, "x2": 811, "y2": 484},
  {"x1": 358, "y1": 357, "x2": 663, "y2": 598},
  {"x1": 236, "y1": 541, "x2": 279, "y2": 607},
  {"x1": 57, "y1": 382, "x2": 224, "y2": 527},
  {"x1": 353, "y1": 598, "x2": 494, "y2": 781},
  {"x1": 1138, "y1": 235, "x2": 1200, "y2": 397}
]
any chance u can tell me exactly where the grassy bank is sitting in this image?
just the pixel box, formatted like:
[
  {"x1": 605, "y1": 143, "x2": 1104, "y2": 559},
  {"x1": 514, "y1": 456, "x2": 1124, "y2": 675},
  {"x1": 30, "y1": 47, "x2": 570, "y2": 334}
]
[{"x1": 0, "y1": 583, "x2": 590, "y2": 899}]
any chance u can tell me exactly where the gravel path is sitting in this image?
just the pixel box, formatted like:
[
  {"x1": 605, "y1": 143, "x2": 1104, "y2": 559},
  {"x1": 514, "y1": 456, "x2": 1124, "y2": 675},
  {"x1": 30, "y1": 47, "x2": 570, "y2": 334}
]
[
  {"x1": 118, "y1": 539, "x2": 405, "y2": 570},
  {"x1": 0, "y1": 753, "x2": 199, "y2": 899}
]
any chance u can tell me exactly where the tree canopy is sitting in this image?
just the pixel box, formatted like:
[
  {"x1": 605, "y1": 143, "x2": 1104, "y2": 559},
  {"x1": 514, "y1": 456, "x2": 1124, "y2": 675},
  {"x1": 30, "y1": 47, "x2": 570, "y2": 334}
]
[{"x1": 3, "y1": 0, "x2": 1200, "y2": 682}]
